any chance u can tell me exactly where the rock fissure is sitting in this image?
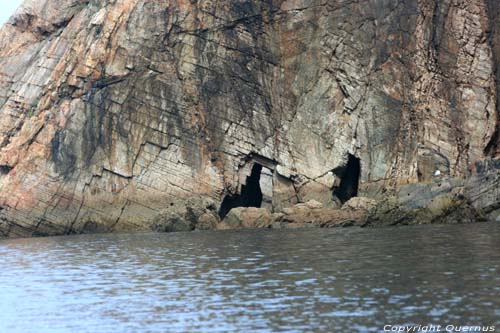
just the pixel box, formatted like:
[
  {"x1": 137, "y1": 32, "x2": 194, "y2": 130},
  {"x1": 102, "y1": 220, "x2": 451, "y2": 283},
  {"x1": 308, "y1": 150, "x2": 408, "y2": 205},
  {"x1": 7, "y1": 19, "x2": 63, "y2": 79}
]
[{"x1": 0, "y1": 0, "x2": 499, "y2": 236}]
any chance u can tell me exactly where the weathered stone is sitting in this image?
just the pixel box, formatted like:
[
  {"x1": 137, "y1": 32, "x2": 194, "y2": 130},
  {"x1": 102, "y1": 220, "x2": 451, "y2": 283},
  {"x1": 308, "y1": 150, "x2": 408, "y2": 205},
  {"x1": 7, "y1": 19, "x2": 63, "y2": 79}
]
[
  {"x1": 279, "y1": 207, "x2": 367, "y2": 228},
  {"x1": 196, "y1": 212, "x2": 219, "y2": 231},
  {"x1": 342, "y1": 197, "x2": 378, "y2": 211},
  {"x1": 295, "y1": 200, "x2": 324, "y2": 210},
  {"x1": 151, "y1": 196, "x2": 219, "y2": 232},
  {"x1": 296, "y1": 181, "x2": 337, "y2": 208},
  {"x1": 364, "y1": 194, "x2": 485, "y2": 227},
  {"x1": 152, "y1": 211, "x2": 192, "y2": 233},
  {"x1": 217, "y1": 207, "x2": 275, "y2": 230},
  {"x1": 0, "y1": 0, "x2": 499, "y2": 237}
]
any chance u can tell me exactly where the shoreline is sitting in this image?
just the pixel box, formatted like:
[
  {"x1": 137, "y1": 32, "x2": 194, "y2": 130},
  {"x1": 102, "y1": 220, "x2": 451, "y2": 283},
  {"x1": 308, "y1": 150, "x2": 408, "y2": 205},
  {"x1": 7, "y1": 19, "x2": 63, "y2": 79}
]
[{"x1": 1, "y1": 158, "x2": 499, "y2": 239}]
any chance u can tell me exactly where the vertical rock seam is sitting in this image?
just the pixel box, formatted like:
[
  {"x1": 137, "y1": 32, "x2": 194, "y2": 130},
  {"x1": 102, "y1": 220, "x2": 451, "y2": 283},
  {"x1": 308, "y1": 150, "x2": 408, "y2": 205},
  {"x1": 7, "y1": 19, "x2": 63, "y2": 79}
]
[{"x1": 0, "y1": 0, "x2": 499, "y2": 237}]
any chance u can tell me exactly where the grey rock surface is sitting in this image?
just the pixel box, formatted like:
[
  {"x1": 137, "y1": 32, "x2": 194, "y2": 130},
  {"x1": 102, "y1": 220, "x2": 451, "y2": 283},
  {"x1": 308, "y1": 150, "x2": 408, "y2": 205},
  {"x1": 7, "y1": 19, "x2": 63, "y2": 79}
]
[{"x1": 0, "y1": 0, "x2": 499, "y2": 237}]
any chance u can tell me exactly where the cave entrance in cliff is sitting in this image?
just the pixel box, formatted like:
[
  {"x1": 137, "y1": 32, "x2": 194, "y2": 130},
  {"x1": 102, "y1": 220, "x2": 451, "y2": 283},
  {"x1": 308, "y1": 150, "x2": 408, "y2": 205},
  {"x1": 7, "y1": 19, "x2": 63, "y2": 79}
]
[
  {"x1": 332, "y1": 154, "x2": 360, "y2": 204},
  {"x1": 218, "y1": 163, "x2": 264, "y2": 219}
]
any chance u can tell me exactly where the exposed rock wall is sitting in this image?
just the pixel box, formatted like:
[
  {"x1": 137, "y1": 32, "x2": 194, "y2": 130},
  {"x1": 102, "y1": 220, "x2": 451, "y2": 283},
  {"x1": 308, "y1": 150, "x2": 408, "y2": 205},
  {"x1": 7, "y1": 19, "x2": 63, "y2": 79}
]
[{"x1": 0, "y1": 0, "x2": 499, "y2": 237}]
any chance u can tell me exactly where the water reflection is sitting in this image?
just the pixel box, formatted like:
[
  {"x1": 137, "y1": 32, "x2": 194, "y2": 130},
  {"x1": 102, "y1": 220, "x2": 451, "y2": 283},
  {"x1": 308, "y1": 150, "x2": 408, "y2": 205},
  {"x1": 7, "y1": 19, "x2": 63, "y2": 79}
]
[{"x1": 0, "y1": 223, "x2": 499, "y2": 332}]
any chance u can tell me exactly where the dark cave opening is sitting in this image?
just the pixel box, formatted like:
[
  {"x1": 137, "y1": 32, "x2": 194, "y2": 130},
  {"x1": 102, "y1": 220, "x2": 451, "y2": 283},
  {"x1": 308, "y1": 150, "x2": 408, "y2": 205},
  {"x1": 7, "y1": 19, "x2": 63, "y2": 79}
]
[
  {"x1": 218, "y1": 163, "x2": 263, "y2": 219},
  {"x1": 0, "y1": 165, "x2": 13, "y2": 175},
  {"x1": 333, "y1": 154, "x2": 361, "y2": 204}
]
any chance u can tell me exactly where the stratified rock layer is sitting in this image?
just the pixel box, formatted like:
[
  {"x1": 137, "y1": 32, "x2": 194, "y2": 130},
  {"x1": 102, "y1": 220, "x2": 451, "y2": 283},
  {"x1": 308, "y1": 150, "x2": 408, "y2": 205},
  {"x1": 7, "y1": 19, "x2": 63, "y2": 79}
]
[{"x1": 0, "y1": 0, "x2": 500, "y2": 237}]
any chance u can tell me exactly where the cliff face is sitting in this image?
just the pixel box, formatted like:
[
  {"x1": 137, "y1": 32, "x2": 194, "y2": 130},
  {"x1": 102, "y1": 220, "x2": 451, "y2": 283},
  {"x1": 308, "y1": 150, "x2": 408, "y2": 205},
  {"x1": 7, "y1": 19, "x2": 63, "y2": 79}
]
[{"x1": 0, "y1": 0, "x2": 499, "y2": 237}]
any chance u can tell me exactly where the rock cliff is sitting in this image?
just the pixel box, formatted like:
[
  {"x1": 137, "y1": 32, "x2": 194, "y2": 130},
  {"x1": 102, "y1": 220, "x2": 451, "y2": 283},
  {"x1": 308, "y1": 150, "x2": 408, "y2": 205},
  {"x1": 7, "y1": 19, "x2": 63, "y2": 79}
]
[{"x1": 1, "y1": 0, "x2": 500, "y2": 237}]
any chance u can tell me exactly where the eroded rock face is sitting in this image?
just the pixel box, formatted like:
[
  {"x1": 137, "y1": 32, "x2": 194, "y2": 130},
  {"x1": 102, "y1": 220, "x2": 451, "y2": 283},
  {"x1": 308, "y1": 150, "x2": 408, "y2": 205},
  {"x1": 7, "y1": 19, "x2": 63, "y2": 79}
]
[
  {"x1": 0, "y1": 0, "x2": 500, "y2": 237},
  {"x1": 151, "y1": 197, "x2": 219, "y2": 233},
  {"x1": 363, "y1": 194, "x2": 485, "y2": 228}
]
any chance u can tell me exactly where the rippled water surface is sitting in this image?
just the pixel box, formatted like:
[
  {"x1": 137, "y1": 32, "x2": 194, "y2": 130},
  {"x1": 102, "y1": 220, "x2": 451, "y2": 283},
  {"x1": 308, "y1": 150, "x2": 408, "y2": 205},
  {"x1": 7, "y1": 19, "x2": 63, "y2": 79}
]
[{"x1": 1, "y1": 223, "x2": 499, "y2": 332}]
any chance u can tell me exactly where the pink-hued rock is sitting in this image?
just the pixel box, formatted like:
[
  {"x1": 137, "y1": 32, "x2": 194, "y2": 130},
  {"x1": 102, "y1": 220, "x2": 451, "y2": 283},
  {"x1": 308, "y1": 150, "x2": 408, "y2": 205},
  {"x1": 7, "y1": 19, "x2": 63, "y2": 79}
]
[{"x1": 0, "y1": 0, "x2": 499, "y2": 237}]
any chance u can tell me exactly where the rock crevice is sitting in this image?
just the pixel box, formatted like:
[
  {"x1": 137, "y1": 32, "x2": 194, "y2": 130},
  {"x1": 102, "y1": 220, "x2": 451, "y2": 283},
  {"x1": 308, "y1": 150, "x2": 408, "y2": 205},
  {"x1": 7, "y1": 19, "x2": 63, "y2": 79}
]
[{"x1": 0, "y1": 0, "x2": 499, "y2": 237}]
